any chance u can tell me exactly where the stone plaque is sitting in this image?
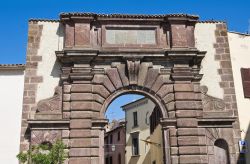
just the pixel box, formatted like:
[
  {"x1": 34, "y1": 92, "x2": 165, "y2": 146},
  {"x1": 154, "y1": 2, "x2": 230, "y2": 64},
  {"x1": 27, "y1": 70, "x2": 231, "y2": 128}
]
[{"x1": 106, "y1": 29, "x2": 156, "y2": 45}]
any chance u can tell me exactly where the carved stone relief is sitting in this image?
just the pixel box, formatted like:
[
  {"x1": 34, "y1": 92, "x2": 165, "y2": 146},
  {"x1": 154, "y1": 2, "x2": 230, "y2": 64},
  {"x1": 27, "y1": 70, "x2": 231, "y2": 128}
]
[
  {"x1": 36, "y1": 86, "x2": 62, "y2": 113},
  {"x1": 201, "y1": 85, "x2": 226, "y2": 111}
]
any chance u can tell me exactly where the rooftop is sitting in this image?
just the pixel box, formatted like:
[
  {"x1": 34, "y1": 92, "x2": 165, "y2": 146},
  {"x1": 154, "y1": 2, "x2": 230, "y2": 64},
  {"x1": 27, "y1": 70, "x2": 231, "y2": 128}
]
[
  {"x1": 122, "y1": 97, "x2": 148, "y2": 110},
  {"x1": 60, "y1": 12, "x2": 199, "y2": 19},
  {"x1": 0, "y1": 64, "x2": 25, "y2": 70}
]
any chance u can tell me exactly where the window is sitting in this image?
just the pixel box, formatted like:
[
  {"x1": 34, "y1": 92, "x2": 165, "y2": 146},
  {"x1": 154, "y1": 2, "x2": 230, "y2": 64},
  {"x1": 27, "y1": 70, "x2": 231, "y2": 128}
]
[
  {"x1": 132, "y1": 134, "x2": 139, "y2": 155},
  {"x1": 133, "y1": 111, "x2": 138, "y2": 127},
  {"x1": 110, "y1": 134, "x2": 113, "y2": 144},
  {"x1": 117, "y1": 131, "x2": 120, "y2": 141},
  {"x1": 118, "y1": 153, "x2": 121, "y2": 164},
  {"x1": 150, "y1": 107, "x2": 162, "y2": 134},
  {"x1": 241, "y1": 68, "x2": 250, "y2": 98}
]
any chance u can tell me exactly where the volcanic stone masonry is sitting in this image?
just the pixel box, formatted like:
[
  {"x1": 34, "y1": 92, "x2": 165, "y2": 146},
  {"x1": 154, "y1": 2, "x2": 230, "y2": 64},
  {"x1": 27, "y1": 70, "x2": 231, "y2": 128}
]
[{"x1": 19, "y1": 13, "x2": 242, "y2": 164}]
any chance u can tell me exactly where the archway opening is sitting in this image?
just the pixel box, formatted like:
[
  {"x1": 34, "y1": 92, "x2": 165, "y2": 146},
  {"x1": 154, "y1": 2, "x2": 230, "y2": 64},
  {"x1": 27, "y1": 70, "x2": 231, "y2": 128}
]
[
  {"x1": 214, "y1": 139, "x2": 230, "y2": 164},
  {"x1": 104, "y1": 93, "x2": 164, "y2": 164}
]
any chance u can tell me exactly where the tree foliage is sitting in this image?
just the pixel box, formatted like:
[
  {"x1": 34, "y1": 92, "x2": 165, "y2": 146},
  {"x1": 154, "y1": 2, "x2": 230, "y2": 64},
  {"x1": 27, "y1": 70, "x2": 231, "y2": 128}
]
[{"x1": 17, "y1": 140, "x2": 66, "y2": 164}]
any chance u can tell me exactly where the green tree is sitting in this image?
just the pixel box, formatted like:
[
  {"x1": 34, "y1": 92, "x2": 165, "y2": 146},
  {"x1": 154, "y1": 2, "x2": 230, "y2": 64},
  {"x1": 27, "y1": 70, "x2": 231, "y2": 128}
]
[{"x1": 17, "y1": 140, "x2": 66, "y2": 164}]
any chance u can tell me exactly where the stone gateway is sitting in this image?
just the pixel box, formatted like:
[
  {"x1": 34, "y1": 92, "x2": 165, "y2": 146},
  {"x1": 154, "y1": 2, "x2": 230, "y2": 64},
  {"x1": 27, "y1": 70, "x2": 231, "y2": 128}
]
[{"x1": 20, "y1": 13, "x2": 241, "y2": 163}]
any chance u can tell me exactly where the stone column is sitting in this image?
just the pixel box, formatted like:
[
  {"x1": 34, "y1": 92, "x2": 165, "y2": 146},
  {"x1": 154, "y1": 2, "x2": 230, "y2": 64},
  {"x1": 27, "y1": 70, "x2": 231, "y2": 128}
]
[
  {"x1": 66, "y1": 65, "x2": 95, "y2": 164},
  {"x1": 172, "y1": 65, "x2": 208, "y2": 164}
]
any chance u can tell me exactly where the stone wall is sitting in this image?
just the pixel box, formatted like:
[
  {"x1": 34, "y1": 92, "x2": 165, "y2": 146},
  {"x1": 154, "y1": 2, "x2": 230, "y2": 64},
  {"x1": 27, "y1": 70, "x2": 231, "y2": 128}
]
[{"x1": 20, "y1": 20, "x2": 64, "y2": 151}]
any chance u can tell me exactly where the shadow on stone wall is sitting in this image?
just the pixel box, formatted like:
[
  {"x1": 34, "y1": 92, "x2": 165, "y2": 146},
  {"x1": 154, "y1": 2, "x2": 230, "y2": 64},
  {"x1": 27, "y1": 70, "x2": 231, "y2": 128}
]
[{"x1": 237, "y1": 123, "x2": 250, "y2": 164}]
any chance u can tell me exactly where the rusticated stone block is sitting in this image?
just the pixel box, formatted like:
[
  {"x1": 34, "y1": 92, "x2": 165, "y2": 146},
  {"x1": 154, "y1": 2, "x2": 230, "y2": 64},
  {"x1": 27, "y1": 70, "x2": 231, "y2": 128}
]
[
  {"x1": 179, "y1": 146, "x2": 207, "y2": 155},
  {"x1": 71, "y1": 84, "x2": 92, "y2": 92},
  {"x1": 138, "y1": 62, "x2": 152, "y2": 86},
  {"x1": 70, "y1": 129, "x2": 91, "y2": 138},
  {"x1": 62, "y1": 130, "x2": 70, "y2": 138},
  {"x1": 63, "y1": 94, "x2": 71, "y2": 101},
  {"x1": 91, "y1": 157, "x2": 99, "y2": 164},
  {"x1": 220, "y1": 61, "x2": 232, "y2": 68},
  {"x1": 93, "y1": 75, "x2": 115, "y2": 93},
  {"x1": 171, "y1": 147, "x2": 178, "y2": 155},
  {"x1": 92, "y1": 85, "x2": 110, "y2": 98},
  {"x1": 165, "y1": 101, "x2": 175, "y2": 111},
  {"x1": 168, "y1": 111, "x2": 176, "y2": 118},
  {"x1": 169, "y1": 128, "x2": 177, "y2": 137},
  {"x1": 174, "y1": 83, "x2": 193, "y2": 92},
  {"x1": 71, "y1": 102, "x2": 92, "y2": 110},
  {"x1": 144, "y1": 68, "x2": 159, "y2": 89},
  {"x1": 69, "y1": 157, "x2": 91, "y2": 164},
  {"x1": 69, "y1": 148, "x2": 92, "y2": 157},
  {"x1": 71, "y1": 93, "x2": 93, "y2": 101},
  {"x1": 70, "y1": 119, "x2": 91, "y2": 129},
  {"x1": 163, "y1": 93, "x2": 175, "y2": 104},
  {"x1": 70, "y1": 138, "x2": 91, "y2": 147},
  {"x1": 93, "y1": 94, "x2": 105, "y2": 104},
  {"x1": 170, "y1": 136, "x2": 178, "y2": 146},
  {"x1": 63, "y1": 102, "x2": 71, "y2": 111},
  {"x1": 157, "y1": 84, "x2": 174, "y2": 98},
  {"x1": 30, "y1": 76, "x2": 43, "y2": 83},
  {"x1": 62, "y1": 139, "x2": 69, "y2": 147},
  {"x1": 106, "y1": 68, "x2": 123, "y2": 89},
  {"x1": 176, "y1": 110, "x2": 202, "y2": 118},
  {"x1": 175, "y1": 101, "x2": 202, "y2": 110},
  {"x1": 175, "y1": 92, "x2": 201, "y2": 100},
  {"x1": 171, "y1": 156, "x2": 179, "y2": 164},
  {"x1": 115, "y1": 63, "x2": 129, "y2": 87},
  {"x1": 71, "y1": 101, "x2": 101, "y2": 112},
  {"x1": 63, "y1": 112, "x2": 70, "y2": 119},
  {"x1": 63, "y1": 85, "x2": 71, "y2": 93},
  {"x1": 177, "y1": 128, "x2": 205, "y2": 136},
  {"x1": 177, "y1": 118, "x2": 198, "y2": 127},
  {"x1": 178, "y1": 136, "x2": 206, "y2": 146},
  {"x1": 151, "y1": 74, "x2": 170, "y2": 92},
  {"x1": 179, "y1": 155, "x2": 208, "y2": 164},
  {"x1": 23, "y1": 97, "x2": 36, "y2": 104},
  {"x1": 71, "y1": 111, "x2": 99, "y2": 119}
]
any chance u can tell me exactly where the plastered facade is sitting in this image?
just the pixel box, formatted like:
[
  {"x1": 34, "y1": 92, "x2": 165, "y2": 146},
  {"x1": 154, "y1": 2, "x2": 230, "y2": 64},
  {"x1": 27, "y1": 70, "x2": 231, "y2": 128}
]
[
  {"x1": 229, "y1": 32, "x2": 250, "y2": 163},
  {"x1": 0, "y1": 67, "x2": 24, "y2": 163},
  {"x1": 195, "y1": 23, "x2": 224, "y2": 99},
  {"x1": 36, "y1": 22, "x2": 63, "y2": 102},
  {"x1": 123, "y1": 98, "x2": 155, "y2": 164}
]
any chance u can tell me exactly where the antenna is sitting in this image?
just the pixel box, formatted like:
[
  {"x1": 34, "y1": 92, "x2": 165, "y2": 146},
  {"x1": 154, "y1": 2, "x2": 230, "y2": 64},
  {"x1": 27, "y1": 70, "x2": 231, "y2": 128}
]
[
  {"x1": 248, "y1": 19, "x2": 250, "y2": 34},
  {"x1": 109, "y1": 111, "x2": 115, "y2": 121}
]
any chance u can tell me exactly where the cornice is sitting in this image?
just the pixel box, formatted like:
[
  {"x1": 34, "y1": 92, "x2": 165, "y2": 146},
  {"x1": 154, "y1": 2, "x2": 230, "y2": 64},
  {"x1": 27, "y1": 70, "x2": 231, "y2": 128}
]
[{"x1": 0, "y1": 64, "x2": 25, "y2": 70}]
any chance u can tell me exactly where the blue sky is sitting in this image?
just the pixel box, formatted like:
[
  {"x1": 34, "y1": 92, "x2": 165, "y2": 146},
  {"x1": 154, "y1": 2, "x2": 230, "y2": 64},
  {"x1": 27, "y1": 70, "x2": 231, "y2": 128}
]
[
  {"x1": 0, "y1": 0, "x2": 249, "y2": 64},
  {"x1": 106, "y1": 94, "x2": 144, "y2": 121}
]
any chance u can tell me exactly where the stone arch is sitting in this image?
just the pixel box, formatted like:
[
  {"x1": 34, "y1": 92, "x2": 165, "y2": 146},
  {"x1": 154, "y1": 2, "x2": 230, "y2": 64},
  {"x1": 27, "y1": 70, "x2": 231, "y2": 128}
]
[{"x1": 100, "y1": 86, "x2": 169, "y2": 118}]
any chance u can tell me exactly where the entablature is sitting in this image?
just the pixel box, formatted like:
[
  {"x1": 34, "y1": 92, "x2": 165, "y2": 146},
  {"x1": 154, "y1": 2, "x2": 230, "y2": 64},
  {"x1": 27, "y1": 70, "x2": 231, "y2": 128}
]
[{"x1": 59, "y1": 12, "x2": 199, "y2": 50}]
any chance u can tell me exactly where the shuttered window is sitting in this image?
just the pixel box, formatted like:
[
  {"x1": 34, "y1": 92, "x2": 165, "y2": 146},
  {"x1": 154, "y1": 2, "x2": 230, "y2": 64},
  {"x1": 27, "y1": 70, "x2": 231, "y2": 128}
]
[{"x1": 241, "y1": 68, "x2": 250, "y2": 98}]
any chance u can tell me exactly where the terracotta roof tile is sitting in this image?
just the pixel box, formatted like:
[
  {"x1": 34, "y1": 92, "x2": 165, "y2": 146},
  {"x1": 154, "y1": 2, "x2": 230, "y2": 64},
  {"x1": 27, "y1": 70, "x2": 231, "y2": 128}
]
[
  {"x1": 0, "y1": 64, "x2": 25, "y2": 69},
  {"x1": 29, "y1": 19, "x2": 59, "y2": 22},
  {"x1": 198, "y1": 20, "x2": 226, "y2": 23},
  {"x1": 60, "y1": 12, "x2": 199, "y2": 19}
]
